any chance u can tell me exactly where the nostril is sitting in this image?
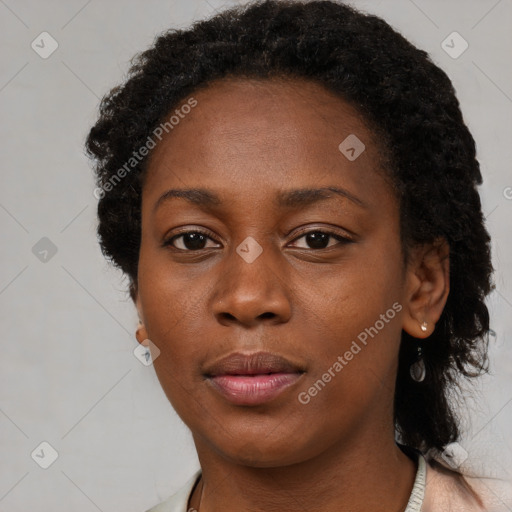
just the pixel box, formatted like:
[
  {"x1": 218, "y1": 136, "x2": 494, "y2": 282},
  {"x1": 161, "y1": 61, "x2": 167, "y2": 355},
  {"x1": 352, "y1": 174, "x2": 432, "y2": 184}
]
[{"x1": 219, "y1": 312, "x2": 237, "y2": 321}]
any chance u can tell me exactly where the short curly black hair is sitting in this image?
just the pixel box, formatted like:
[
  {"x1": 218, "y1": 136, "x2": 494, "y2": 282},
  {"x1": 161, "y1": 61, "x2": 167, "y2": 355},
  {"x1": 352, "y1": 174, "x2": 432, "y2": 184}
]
[{"x1": 86, "y1": 0, "x2": 494, "y2": 454}]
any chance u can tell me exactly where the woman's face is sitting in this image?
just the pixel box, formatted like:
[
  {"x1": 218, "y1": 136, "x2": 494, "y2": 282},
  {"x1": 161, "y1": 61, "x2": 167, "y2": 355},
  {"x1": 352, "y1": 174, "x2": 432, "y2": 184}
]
[{"x1": 135, "y1": 78, "x2": 416, "y2": 467}]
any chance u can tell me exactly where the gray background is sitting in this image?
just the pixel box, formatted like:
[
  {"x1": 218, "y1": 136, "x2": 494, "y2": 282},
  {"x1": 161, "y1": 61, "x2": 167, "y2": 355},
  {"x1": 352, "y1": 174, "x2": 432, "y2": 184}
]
[{"x1": 1, "y1": 0, "x2": 511, "y2": 510}]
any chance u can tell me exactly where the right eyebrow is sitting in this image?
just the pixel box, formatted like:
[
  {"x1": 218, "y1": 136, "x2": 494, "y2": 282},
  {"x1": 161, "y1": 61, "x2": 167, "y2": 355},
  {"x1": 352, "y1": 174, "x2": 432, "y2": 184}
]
[{"x1": 153, "y1": 188, "x2": 221, "y2": 213}]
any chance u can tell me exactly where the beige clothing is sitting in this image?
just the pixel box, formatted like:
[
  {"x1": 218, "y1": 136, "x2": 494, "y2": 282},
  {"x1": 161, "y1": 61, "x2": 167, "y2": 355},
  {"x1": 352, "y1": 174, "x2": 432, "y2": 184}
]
[{"x1": 146, "y1": 453, "x2": 512, "y2": 511}]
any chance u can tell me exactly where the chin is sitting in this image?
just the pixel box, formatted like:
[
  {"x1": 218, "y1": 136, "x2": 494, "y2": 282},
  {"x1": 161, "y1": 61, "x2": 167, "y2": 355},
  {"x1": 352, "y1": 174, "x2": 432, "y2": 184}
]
[
  {"x1": 224, "y1": 448, "x2": 306, "y2": 468},
  {"x1": 208, "y1": 429, "x2": 321, "y2": 468}
]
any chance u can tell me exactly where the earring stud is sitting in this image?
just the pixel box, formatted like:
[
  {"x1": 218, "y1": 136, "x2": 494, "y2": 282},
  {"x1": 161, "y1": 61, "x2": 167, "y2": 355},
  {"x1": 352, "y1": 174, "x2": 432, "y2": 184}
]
[
  {"x1": 136, "y1": 320, "x2": 144, "y2": 340},
  {"x1": 420, "y1": 321, "x2": 428, "y2": 332}
]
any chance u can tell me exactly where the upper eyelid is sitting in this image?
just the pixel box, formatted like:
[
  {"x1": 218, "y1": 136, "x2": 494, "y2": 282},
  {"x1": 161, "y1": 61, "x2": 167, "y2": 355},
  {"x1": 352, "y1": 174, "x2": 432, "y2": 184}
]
[{"x1": 166, "y1": 227, "x2": 352, "y2": 248}]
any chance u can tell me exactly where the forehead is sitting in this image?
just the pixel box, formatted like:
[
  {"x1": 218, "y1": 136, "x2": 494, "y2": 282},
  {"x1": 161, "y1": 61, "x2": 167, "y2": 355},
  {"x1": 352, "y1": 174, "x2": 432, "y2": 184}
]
[{"x1": 142, "y1": 77, "x2": 391, "y2": 209}]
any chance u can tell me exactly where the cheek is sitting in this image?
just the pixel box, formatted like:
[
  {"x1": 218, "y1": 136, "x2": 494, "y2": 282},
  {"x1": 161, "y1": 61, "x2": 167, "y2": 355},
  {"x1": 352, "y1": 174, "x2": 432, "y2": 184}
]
[
  {"x1": 302, "y1": 248, "x2": 403, "y2": 341},
  {"x1": 140, "y1": 288, "x2": 208, "y2": 424},
  {"x1": 294, "y1": 298, "x2": 403, "y2": 442},
  {"x1": 136, "y1": 246, "x2": 224, "y2": 414},
  {"x1": 297, "y1": 240, "x2": 405, "y2": 392},
  {"x1": 138, "y1": 240, "x2": 203, "y2": 326}
]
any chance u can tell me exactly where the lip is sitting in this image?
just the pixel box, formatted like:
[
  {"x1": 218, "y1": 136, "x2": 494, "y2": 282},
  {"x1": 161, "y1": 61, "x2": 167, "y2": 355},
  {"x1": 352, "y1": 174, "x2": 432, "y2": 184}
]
[{"x1": 204, "y1": 351, "x2": 305, "y2": 406}]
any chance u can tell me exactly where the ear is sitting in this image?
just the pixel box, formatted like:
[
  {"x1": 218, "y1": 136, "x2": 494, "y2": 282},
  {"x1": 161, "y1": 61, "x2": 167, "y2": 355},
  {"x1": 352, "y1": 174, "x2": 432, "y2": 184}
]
[
  {"x1": 132, "y1": 283, "x2": 149, "y2": 345},
  {"x1": 402, "y1": 237, "x2": 450, "y2": 339}
]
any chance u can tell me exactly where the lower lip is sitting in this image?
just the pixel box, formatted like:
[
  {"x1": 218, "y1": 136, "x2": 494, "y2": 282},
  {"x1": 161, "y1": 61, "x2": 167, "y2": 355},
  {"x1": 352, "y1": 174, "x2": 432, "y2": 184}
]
[{"x1": 207, "y1": 372, "x2": 303, "y2": 405}]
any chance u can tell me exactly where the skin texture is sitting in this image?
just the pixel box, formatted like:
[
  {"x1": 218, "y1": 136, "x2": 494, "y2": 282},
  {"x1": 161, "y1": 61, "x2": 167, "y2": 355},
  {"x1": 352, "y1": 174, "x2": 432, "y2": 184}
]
[{"x1": 134, "y1": 77, "x2": 450, "y2": 512}]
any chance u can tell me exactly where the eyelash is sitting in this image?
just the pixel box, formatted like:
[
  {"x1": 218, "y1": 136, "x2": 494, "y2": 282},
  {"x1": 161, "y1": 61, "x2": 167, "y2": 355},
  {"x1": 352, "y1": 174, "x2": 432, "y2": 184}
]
[{"x1": 163, "y1": 228, "x2": 353, "y2": 251}]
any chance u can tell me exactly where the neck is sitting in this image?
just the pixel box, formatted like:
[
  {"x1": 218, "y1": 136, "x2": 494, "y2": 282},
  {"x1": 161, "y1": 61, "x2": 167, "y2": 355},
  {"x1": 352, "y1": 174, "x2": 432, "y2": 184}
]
[{"x1": 190, "y1": 427, "x2": 417, "y2": 512}]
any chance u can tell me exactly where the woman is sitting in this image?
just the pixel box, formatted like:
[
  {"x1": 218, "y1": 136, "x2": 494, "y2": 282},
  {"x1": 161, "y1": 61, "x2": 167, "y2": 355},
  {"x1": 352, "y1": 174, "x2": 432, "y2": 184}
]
[{"x1": 86, "y1": 1, "x2": 510, "y2": 510}]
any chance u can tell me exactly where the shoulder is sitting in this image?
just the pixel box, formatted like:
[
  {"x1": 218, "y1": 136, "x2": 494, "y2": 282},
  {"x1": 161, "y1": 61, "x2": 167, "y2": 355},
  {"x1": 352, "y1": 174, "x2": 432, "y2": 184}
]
[
  {"x1": 423, "y1": 455, "x2": 512, "y2": 512},
  {"x1": 145, "y1": 469, "x2": 201, "y2": 512}
]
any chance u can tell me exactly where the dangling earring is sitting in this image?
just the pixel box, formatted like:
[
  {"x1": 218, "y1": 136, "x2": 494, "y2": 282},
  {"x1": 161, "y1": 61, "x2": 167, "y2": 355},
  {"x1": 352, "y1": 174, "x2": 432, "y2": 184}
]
[
  {"x1": 410, "y1": 344, "x2": 426, "y2": 382},
  {"x1": 410, "y1": 321, "x2": 427, "y2": 382}
]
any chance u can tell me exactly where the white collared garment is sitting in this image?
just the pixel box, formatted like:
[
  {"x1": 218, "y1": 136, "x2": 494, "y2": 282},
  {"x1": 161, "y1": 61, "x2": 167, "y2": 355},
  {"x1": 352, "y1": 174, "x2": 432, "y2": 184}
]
[{"x1": 145, "y1": 452, "x2": 512, "y2": 512}]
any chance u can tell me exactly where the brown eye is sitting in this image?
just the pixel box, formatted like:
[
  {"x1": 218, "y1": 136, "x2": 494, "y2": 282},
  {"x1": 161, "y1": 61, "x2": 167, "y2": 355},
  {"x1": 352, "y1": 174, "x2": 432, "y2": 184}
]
[
  {"x1": 289, "y1": 230, "x2": 353, "y2": 250},
  {"x1": 164, "y1": 231, "x2": 220, "y2": 251}
]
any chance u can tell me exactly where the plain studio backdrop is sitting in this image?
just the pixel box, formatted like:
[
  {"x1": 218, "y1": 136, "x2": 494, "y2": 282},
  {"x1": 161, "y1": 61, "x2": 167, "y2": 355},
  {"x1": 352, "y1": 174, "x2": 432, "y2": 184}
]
[{"x1": 1, "y1": 0, "x2": 511, "y2": 510}]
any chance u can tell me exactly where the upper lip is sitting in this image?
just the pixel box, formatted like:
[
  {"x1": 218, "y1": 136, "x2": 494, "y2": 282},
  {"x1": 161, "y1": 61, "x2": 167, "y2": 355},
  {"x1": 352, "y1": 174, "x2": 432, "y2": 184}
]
[{"x1": 204, "y1": 351, "x2": 305, "y2": 376}]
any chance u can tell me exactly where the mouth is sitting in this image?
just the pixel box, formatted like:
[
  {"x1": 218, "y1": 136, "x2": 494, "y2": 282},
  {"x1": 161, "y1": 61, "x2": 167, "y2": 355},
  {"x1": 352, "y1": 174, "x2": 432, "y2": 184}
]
[{"x1": 203, "y1": 351, "x2": 306, "y2": 406}]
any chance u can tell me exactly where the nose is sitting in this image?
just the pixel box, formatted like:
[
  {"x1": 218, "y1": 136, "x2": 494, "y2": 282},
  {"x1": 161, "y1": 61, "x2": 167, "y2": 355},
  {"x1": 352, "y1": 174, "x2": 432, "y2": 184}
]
[{"x1": 212, "y1": 244, "x2": 292, "y2": 328}]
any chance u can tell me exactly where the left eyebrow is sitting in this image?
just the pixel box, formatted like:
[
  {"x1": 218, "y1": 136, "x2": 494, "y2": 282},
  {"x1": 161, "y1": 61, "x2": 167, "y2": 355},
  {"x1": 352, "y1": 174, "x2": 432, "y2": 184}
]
[
  {"x1": 153, "y1": 185, "x2": 367, "y2": 213},
  {"x1": 276, "y1": 186, "x2": 367, "y2": 209}
]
